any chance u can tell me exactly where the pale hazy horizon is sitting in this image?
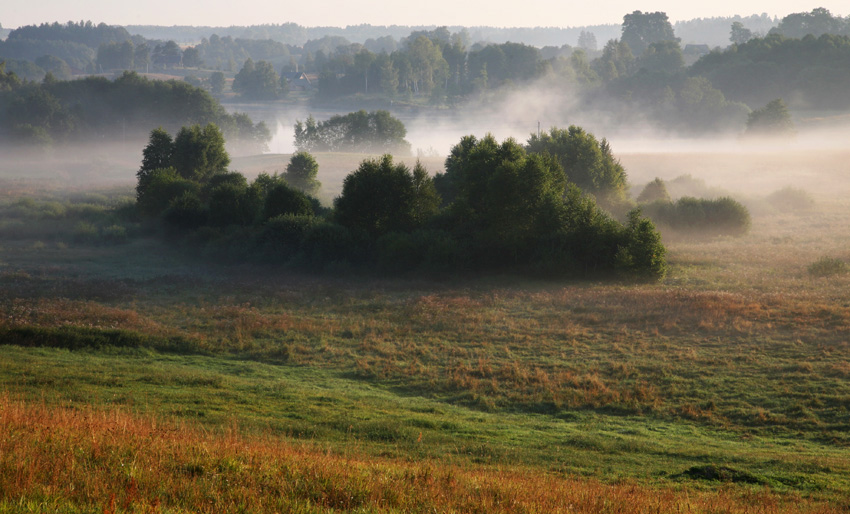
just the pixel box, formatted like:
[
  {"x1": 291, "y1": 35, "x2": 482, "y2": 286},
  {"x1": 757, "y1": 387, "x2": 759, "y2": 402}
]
[{"x1": 2, "y1": 0, "x2": 847, "y2": 30}]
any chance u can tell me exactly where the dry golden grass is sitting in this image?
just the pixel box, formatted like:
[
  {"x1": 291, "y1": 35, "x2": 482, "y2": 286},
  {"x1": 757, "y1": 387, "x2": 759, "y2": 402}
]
[{"x1": 0, "y1": 394, "x2": 841, "y2": 514}]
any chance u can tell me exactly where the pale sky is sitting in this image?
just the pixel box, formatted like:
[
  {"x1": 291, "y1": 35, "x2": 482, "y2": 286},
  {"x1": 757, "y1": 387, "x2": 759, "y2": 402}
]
[{"x1": 2, "y1": 0, "x2": 846, "y2": 29}]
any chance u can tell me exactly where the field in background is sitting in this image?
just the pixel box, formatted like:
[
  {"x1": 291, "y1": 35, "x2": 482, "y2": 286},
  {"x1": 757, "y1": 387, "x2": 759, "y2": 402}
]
[{"x1": 1, "y1": 145, "x2": 849, "y2": 511}]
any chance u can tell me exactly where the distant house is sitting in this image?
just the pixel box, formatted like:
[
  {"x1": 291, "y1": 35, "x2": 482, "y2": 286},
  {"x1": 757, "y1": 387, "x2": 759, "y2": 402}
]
[{"x1": 281, "y1": 72, "x2": 314, "y2": 91}]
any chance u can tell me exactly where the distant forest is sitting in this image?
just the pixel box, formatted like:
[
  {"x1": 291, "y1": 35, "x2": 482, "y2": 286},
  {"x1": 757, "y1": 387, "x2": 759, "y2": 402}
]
[{"x1": 1, "y1": 7, "x2": 849, "y2": 144}]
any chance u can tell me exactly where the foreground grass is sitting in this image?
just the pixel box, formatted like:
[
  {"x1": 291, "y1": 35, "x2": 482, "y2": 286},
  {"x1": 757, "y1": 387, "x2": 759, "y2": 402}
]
[
  {"x1": 4, "y1": 343, "x2": 848, "y2": 494},
  {"x1": 1, "y1": 395, "x2": 843, "y2": 514}
]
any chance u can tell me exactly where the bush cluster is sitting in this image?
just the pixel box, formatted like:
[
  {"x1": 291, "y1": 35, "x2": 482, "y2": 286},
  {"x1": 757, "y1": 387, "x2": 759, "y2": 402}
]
[
  {"x1": 642, "y1": 196, "x2": 750, "y2": 237},
  {"x1": 136, "y1": 125, "x2": 668, "y2": 280},
  {"x1": 638, "y1": 178, "x2": 750, "y2": 238}
]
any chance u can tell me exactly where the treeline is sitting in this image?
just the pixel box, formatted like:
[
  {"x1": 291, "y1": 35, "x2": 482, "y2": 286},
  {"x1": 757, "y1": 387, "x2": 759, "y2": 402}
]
[
  {"x1": 0, "y1": 69, "x2": 269, "y2": 151},
  {"x1": 690, "y1": 32, "x2": 850, "y2": 109},
  {"x1": 3, "y1": 7, "x2": 850, "y2": 139},
  {"x1": 125, "y1": 23, "x2": 623, "y2": 49},
  {"x1": 135, "y1": 123, "x2": 666, "y2": 279}
]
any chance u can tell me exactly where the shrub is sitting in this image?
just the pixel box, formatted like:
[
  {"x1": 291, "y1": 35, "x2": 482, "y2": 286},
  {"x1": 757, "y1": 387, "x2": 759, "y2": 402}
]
[
  {"x1": 376, "y1": 229, "x2": 461, "y2": 272},
  {"x1": 284, "y1": 151, "x2": 321, "y2": 196},
  {"x1": 163, "y1": 192, "x2": 207, "y2": 230},
  {"x1": 637, "y1": 178, "x2": 671, "y2": 204},
  {"x1": 136, "y1": 167, "x2": 200, "y2": 218},
  {"x1": 262, "y1": 183, "x2": 314, "y2": 221},
  {"x1": 207, "y1": 183, "x2": 255, "y2": 227},
  {"x1": 257, "y1": 214, "x2": 317, "y2": 262},
  {"x1": 643, "y1": 196, "x2": 750, "y2": 237},
  {"x1": 101, "y1": 224, "x2": 128, "y2": 244},
  {"x1": 808, "y1": 256, "x2": 847, "y2": 278},
  {"x1": 72, "y1": 222, "x2": 99, "y2": 243},
  {"x1": 298, "y1": 221, "x2": 358, "y2": 269},
  {"x1": 615, "y1": 209, "x2": 667, "y2": 280},
  {"x1": 766, "y1": 186, "x2": 815, "y2": 212}
]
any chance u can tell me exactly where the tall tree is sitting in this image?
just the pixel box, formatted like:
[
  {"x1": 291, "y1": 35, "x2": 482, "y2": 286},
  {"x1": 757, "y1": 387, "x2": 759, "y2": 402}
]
[
  {"x1": 746, "y1": 98, "x2": 795, "y2": 136},
  {"x1": 334, "y1": 154, "x2": 437, "y2": 237},
  {"x1": 729, "y1": 22, "x2": 753, "y2": 45},
  {"x1": 283, "y1": 151, "x2": 321, "y2": 196},
  {"x1": 621, "y1": 11, "x2": 678, "y2": 56},
  {"x1": 172, "y1": 123, "x2": 230, "y2": 181},
  {"x1": 578, "y1": 31, "x2": 598, "y2": 51}
]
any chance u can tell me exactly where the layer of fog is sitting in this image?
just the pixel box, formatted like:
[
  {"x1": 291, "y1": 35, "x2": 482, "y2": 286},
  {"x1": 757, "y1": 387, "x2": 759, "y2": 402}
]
[
  {"x1": 236, "y1": 77, "x2": 850, "y2": 162},
  {"x1": 2, "y1": 80, "x2": 849, "y2": 209}
]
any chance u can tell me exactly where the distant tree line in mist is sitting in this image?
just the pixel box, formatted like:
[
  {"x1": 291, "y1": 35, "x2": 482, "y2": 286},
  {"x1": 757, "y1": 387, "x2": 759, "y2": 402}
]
[
  {"x1": 0, "y1": 68, "x2": 269, "y2": 152},
  {"x1": 1, "y1": 7, "x2": 849, "y2": 140}
]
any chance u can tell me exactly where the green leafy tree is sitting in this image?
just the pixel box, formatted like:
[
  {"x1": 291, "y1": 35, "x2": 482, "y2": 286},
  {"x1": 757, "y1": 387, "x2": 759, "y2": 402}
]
[
  {"x1": 639, "y1": 40, "x2": 684, "y2": 74},
  {"x1": 771, "y1": 7, "x2": 847, "y2": 38},
  {"x1": 578, "y1": 31, "x2": 598, "y2": 51},
  {"x1": 182, "y1": 47, "x2": 202, "y2": 69},
  {"x1": 136, "y1": 167, "x2": 200, "y2": 217},
  {"x1": 172, "y1": 123, "x2": 230, "y2": 181},
  {"x1": 730, "y1": 22, "x2": 753, "y2": 45},
  {"x1": 232, "y1": 58, "x2": 280, "y2": 100},
  {"x1": 208, "y1": 71, "x2": 226, "y2": 94},
  {"x1": 616, "y1": 209, "x2": 667, "y2": 280},
  {"x1": 97, "y1": 40, "x2": 134, "y2": 71},
  {"x1": 525, "y1": 126, "x2": 628, "y2": 204},
  {"x1": 34, "y1": 55, "x2": 72, "y2": 80},
  {"x1": 134, "y1": 43, "x2": 150, "y2": 71},
  {"x1": 621, "y1": 11, "x2": 678, "y2": 57},
  {"x1": 6, "y1": 87, "x2": 75, "y2": 141},
  {"x1": 163, "y1": 192, "x2": 207, "y2": 229},
  {"x1": 637, "y1": 178, "x2": 671, "y2": 203},
  {"x1": 283, "y1": 151, "x2": 321, "y2": 196},
  {"x1": 0, "y1": 61, "x2": 22, "y2": 92},
  {"x1": 138, "y1": 127, "x2": 175, "y2": 192},
  {"x1": 379, "y1": 57, "x2": 399, "y2": 95},
  {"x1": 411, "y1": 161, "x2": 440, "y2": 226},
  {"x1": 294, "y1": 110, "x2": 411, "y2": 154},
  {"x1": 263, "y1": 183, "x2": 314, "y2": 220},
  {"x1": 746, "y1": 98, "x2": 795, "y2": 136},
  {"x1": 594, "y1": 39, "x2": 634, "y2": 81},
  {"x1": 207, "y1": 182, "x2": 253, "y2": 226},
  {"x1": 334, "y1": 154, "x2": 438, "y2": 237}
]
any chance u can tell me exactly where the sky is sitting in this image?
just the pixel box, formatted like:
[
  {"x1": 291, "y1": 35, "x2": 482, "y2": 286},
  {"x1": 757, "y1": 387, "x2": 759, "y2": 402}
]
[{"x1": 2, "y1": 0, "x2": 847, "y2": 29}]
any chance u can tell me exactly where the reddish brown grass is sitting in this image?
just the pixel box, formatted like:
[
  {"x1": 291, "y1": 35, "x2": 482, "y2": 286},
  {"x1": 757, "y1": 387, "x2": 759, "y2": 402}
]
[{"x1": 0, "y1": 395, "x2": 840, "y2": 514}]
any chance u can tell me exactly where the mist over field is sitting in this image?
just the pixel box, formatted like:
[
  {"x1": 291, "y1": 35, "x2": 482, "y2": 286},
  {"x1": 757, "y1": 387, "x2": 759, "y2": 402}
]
[{"x1": 4, "y1": 8, "x2": 850, "y2": 513}]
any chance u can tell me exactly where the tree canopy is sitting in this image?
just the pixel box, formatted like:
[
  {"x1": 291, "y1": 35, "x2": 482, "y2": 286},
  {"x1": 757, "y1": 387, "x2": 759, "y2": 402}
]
[
  {"x1": 621, "y1": 11, "x2": 678, "y2": 57},
  {"x1": 525, "y1": 126, "x2": 628, "y2": 205},
  {"x1": 0, "y1": 72, "x2": 270, "y2": 151},
  {"x1": 294, "y1": 110, "x2": 411, "y2": 154},
  {"x1": 745, "y1": 98, "x2": 795, "y2": 136}
]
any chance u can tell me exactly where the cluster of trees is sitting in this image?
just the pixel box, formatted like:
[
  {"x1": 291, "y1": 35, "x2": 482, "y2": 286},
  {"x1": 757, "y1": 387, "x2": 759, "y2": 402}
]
[
  {"x1": 294, "y1": 110, "x2": 411, "y2": 154},
  {"x1": 136, "y1": 123, "x2": 666, "y2": 279},
  {"x1": 0, "y1": 21, "x2": 139, "y2": 76},
  {"x1": 690, "y1": 30, "x2": 850, "y2": 110},
  {"x1": 194, "y1": 35, "x2": 293, "y2": 73},
  {"x1": 231, "y1": 58, "x2": 289, "y2": 100},
  {"x1": 0, "y1": 70, "x2": 270, "y2": 151},
  {"x1": 769, "y1": 7, "x2": 850, "y2": 38}
]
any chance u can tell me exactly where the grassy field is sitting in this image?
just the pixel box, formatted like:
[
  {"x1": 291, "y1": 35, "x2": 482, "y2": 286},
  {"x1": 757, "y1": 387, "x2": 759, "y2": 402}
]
[{"x1": 1, "y1": 147, "x2": 850, "y2": 512}]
